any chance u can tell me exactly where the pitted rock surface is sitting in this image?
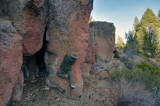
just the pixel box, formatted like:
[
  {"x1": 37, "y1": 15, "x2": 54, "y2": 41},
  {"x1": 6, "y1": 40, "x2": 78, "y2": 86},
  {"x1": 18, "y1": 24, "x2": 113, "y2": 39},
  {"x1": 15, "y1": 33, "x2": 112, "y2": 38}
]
[{"x1": 0, "y1": 21, "x2": 22, "y2": 106}]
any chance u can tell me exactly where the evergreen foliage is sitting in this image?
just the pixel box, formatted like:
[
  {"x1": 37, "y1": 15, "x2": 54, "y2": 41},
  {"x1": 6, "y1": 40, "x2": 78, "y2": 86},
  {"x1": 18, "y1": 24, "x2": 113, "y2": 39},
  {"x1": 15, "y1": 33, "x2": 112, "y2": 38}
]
[
  {"x1": 114, "y1": 50, "x2": 120, "y2": 58},
  {"x1": 124, "y1": 30, "x2": 137, "y2": 55},
  {"x1": 132, "y1": 16, "x2": 139, "y2": 34},
  {"x1": 136, "y1": 8, "x2": 160, "y2": 58},
  {"x1": 125, "y1": 8, "x2": 160, "y2": 59},
  {"x1": 124, "y1": 16, "x2": 139, "y2": 55},
  {"x1": 89, "y1": 16, "x2": 95, "y2": 23},
  {"x1": 109, "y1": 62, "x2": 160, "y2": 92},
  {"x1": 158, "y1": 10, "x2": 160, "y2": 18},
  {"x1": 117, "y1": 35, "x2": 125, "y2": 49}
]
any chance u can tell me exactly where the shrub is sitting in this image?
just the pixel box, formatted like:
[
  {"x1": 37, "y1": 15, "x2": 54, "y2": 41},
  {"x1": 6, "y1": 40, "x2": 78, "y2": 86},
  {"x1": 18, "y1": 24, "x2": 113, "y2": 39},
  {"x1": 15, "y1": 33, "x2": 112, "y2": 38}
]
[
  {"x1": 136, "y1": 62, "x2": 160, "y2": 77},
  {"x1": 114, "y1": 51, "x2": 120, "y2": 58},
  {"x1": 117, "y1": 79, "x2": 157, "y2": 106},
  {"x1": 124, "y1": 58, "x2": 134, "y2": 69},
  {"x1": 108, "y1": 68, "x2": 122, "y2": 81},
  {"x1": 135, "y1": 62, "x2": 160, "y2": 91},
  {"x1": 109, "y1": 64, "x2": 160, "y2": 105}
]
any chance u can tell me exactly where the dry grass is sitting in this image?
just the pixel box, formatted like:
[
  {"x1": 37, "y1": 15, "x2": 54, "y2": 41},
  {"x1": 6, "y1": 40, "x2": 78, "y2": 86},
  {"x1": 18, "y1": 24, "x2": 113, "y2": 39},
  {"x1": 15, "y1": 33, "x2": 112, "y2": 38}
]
[{"x1": 117, "y1": 79, "x2": 158, "y2": 106}]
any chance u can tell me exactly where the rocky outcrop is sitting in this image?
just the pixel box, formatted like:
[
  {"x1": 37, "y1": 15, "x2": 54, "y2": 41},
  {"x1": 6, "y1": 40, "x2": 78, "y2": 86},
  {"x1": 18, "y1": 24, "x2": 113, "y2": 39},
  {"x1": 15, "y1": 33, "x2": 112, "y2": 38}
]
[
  {"x1": 0, "y1": 0, "x2": 48, "y2": 105},
  {"x1": 0, "y1": 0, "x2": 49, "y2": 56},
  {"x1": 83, "y1": 22, "x2": 115, "y2": 75},
  {"x1": 89, "y1": 22, "x2": 115, "y2": 65},
  {"x1": 0, "y1": 21, "x2": 23, "y2": 106},
  {"x1": 0, "y1": 0, "x2": 94, "y2": 102},
  {"x1": 45, "y1": 0, "x2": 93, "y2": 98},
  {"x1": 0, "y1": 0, "x2": 117, "y2": 104}
]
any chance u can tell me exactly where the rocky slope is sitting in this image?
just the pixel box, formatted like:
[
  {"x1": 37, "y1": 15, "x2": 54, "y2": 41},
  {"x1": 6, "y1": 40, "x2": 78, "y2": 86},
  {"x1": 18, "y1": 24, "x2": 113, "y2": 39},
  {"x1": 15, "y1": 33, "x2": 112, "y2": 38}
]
[{"x1": 7, "y1": 67, "x2": 120, "y2": 106}]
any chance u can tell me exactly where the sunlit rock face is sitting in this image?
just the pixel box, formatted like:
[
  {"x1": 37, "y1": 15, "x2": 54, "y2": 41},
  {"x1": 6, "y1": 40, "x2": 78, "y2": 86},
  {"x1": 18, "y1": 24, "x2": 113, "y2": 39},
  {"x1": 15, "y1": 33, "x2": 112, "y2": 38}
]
[
  {"x1": 0, "y1": 0, "x2": 93, "y2": 102},
  {"x1": 0, "y1": 0, "x2": 117, "y2": 104},
  {"x1": 46, "y1": 0, "x2": 93, "y2": 98},
  {"x1": 84, "y1": 22, "x2": 115, "y2": 72}
]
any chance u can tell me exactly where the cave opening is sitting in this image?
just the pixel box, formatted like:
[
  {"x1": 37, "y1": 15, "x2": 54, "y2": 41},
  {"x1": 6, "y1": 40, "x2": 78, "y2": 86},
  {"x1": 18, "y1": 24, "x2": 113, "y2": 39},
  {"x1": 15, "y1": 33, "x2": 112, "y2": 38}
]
[
  {"x1": 22, "y1": 26, "x2": 49, "y2": 82},
  {"x1": 35, "y1": 26, "x2": 49, "y2": 78}
]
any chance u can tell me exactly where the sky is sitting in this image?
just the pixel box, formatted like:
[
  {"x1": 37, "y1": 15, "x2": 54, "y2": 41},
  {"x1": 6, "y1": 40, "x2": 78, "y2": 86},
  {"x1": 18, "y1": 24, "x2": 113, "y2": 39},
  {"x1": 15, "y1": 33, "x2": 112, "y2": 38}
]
[{"x1": 91, "y1": 0, "x2": 160, "y2": 42}]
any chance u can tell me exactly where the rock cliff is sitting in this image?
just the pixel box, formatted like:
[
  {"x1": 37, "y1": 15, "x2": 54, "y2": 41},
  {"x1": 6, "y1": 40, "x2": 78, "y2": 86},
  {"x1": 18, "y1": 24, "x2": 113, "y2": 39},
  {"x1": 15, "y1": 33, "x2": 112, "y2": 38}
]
[
  {"x1": 0, "y1": 0, "x2": 117, "y2": 105},
  {"x1": 46, "y1": 0, "x2": 93, "y2": 98}
]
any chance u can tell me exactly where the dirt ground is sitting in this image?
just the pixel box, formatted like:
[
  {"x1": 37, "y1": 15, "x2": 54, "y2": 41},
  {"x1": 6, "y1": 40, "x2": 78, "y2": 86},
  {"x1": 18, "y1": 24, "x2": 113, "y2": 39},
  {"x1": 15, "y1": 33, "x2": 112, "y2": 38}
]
[{"x1": 7, "y1": 68, "x2": 120, "y2": 106}]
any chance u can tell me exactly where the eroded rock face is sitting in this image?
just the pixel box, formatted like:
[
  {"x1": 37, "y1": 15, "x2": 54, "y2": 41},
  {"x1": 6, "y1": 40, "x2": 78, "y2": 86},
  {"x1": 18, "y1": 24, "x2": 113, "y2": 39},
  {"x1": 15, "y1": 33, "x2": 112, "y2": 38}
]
[
  {"x1": 0, "y1": 0, "x2": 116, "y2": 103},
  {"x1": 84, "y1": 22, "x2": 115, "y2": 71},
  {"x1": 45, "y1": 0, "x2": 93, "y2": 98},
  {"x1": 0, "y1": 0, "x2": 49, "y2": 56},
  {"x1": 0, "y1": 21, "x2": 22, "y2": 106}
]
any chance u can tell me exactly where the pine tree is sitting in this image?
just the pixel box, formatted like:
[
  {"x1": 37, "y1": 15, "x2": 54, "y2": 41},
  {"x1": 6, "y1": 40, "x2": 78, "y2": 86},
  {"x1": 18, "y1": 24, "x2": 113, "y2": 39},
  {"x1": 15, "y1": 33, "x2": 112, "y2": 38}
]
[
  {"x1": 124, "y1": 30, "x2": 137, "y2": 55},
  {"x1": 126, "y1": 17, "x2": 139, "y2": 46},
  {"x1": 158, "y1": 10, "x2": 160, "y2": 22},
  {"x1": 117, "y1": 35, "x2": 125, "y2": 49},
  {"x1": 132, "y1": 16, "x2": 139, "y2": 33},
  {"x1": 124, "y1": 17, "x2": 139, "y2": 55},
  {"x1": 136, "y1": 8, "x2": 160, "y2": 58},
  {"x1": 158, "y1": 10, "x2": 160, "y2": 18}
]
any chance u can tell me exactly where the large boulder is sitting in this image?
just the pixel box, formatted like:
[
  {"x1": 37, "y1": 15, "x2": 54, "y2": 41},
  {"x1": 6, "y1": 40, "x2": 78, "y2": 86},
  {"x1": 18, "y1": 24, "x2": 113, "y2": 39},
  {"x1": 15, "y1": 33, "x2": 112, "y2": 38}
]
[
  {"x1": 0, "y1": 0, "x2": 49, "y2": 56},
  {"x1": 45, "y1": 0, "x2": 93, "y2": 98},
  {"x1": 0, "y1": 21, "x2": 22, "y2": 106},
  {"x1": 84, "y1": 22, "x2": 115, "y2": 72},
  {"x1": 89, "y1": 22, "x2": 115, "y2": 64}
]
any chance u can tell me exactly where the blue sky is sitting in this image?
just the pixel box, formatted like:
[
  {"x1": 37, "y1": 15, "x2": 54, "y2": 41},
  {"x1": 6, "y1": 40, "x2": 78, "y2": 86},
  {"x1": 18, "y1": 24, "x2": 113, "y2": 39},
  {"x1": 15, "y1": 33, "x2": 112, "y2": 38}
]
[{"x1": 91, "y1": 0, "x2": 160, "y2": 42}]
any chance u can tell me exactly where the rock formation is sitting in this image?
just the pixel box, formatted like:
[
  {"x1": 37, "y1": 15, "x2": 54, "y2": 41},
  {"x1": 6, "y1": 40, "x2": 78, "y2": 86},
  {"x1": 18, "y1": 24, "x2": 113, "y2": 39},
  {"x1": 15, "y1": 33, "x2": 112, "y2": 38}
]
[
  {"x1": 89, "y1": 22, "x2": 115, "y2": 66},
  {"x1": 0, "y1": 21, "x2": 23, "y2": 106},
  {"x1": 0, "y1": 0, "x2": 117, "y2": 105},
  {"x1": 45, "y1": 0, "x2": 93, "y2": 98},
  {"x1": 83, "y1": 22, "x2": 115, "y2": 76},
  {"x1": 0, "y1": 0, "x2": 93, "y2": 104},
  {"x1": 0, "y1": 1, "x2": 48, "y2": 105},
  {"x1": 0, "y1": 0, "x2": 49, "y2": 56}
]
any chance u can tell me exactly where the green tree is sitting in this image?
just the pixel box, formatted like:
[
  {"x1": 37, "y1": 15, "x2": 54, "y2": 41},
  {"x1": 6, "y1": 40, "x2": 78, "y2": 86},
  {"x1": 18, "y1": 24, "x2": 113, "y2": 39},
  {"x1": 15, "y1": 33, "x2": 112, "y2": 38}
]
[
  {"x1": 89, "y1": 16, "x2": 95, "y2": 23},
  {"x1": 158, "y1": 9, "x2": 160, "y2": 23},
  {"x1": 124, "y1": 30, "x2": 137, "y2": 55},
  {"x1": 117, "y1": 35, "x2": 125, "y2": 49},
  {"x1": 124, "y1": 17, "x2": 139, "y2": 55},
  {"x1": 132, "y1": 16, "x2": 139, "y2": 34},
  {"x1": 158, "y1": 9, "x2": 160, "y2": 18},
  {"x1": 136, "y1": 8, "x2": 160, "y2": 58}
]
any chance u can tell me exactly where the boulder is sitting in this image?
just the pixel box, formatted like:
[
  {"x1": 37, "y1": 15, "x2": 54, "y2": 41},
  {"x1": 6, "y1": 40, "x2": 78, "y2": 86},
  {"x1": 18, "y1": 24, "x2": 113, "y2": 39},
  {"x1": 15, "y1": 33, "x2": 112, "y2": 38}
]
[
  {"x1": 149, "y1": 58, "x2": 160, "y2": 67},
  {"x1": 89, "y1": 22, "x2": 115, "y2": 65},
  {"x1": 45, "y1": 0, "x2": 93, "y2": 98},
  {"x1": 0, "y1": 21, "x2": 22, "y2": 106},
  {"x1": 0, "y1": 0, "x2": 49, "y2": 56},
  {"x1": 84, "y1": 22, "x2": 115, "y2": 72},
  {"x1": 99, "y1": 71, "x2": 109, "y2": 79}
]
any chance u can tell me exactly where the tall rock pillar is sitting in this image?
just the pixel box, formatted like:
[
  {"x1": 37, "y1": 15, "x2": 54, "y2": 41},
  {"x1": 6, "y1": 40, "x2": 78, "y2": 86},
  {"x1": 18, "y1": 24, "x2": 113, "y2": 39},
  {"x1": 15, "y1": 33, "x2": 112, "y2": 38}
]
[{"x1": 45, "y1": 0, "x2": 93, "y2": 98}]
